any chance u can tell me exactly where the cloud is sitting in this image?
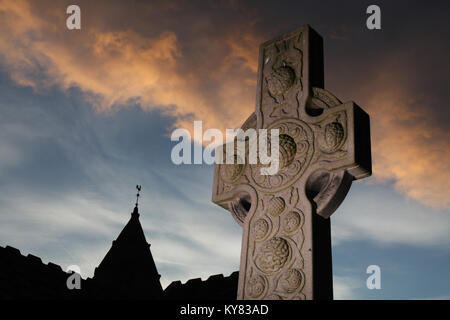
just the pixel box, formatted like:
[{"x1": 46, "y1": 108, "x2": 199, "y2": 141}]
[
  {"x1": 0, "y1": 155, "x2": 242, "y2": 285},
  {"x1": 0, "y1": 83, "x2": 242, "y2": 285},
  {"x1": 331, "y1": 184, "x2": 450, "y2": 248},
  {"x1": 0, "y1": 138, "x2": 23, "y2": 171},
  {"x1": 362, "y1": 72, "x2": 450, "y2": 210},
  {"x1": 0, "y1": 0, "x2": 448, "y2": 212},
  {"x1": 328, "y1": 35, "x2": 450, "y2": 210},
  {"x1": 0, "y1": 191, "x2": 124, "y2": 277},
  {"x1": 328, "y1": 24, "x2": 352, "y2": 40},
  {"x1": 0, "y1": 174, "x2": 242, "y2": 287},
  {"x1": 0, "y1": 0, "x2": 257, "y2": 138}
]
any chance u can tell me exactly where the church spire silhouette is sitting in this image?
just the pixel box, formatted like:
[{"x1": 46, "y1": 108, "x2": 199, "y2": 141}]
[{"x1": 93, "y1": 185, "x2": 163, "y2": 299}]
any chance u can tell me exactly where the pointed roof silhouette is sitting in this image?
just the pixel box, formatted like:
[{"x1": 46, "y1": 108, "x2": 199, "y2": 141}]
[
  {"x1": 114, "y1": 206, "x2": 147, "y2": 245},
  {"x1": 93, "y1": 205, "x2": 163, "y2": 299}
]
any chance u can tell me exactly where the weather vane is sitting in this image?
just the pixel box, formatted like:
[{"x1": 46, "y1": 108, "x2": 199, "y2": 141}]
[{"x1": 135, "y1": 185, "x2": 142, "y2": 208}]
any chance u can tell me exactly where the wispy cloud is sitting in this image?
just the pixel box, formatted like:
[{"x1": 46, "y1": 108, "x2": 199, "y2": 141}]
[
  {"x1": 332, "y1": 183, "x2": 450, "y2": 248},
  {"x1": 0, "y1": 82, "x2": 242, "y2": 285},
  {"x1": 1, "y1": 0, "x2": 448, "y2": 211},
  {"x1": 365, "y1": 76, "x2": 450, "y2": 210},
  {"x1": 0, "y1": 0, "x2": 258, "y2": 137}
]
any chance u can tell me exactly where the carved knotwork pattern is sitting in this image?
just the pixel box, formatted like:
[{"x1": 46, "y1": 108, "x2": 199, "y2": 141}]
[
  {"x1": 263, "y1": 34, "x2": 303, "y2": 106},
  {"x1": 321, "y1": 121, "x2": 344, "y2": 153},
  {"x1": 266, "y1": 66, "x2": 296, "y2": 103},
  {"x1": 247, "y1": 275, "x2": 266, "y2": 298},
  {"x1": 278, "y1": 134, "x2": 297, "y2": 168},
  {"x1": 279, "y1": 268, "x2": 303, "y2": 293},
  {"x1": 251, "y1": 120, "x2": 313, "y2": 192},
  {"x1": 265, "y1": 197, "x2": 286, "y2": 217},
  {"x1": 315, "y1": 111, "x2": 348, "y2": 162},
  {"x1": 255, "y1": 237, "x2": 290, "y2": 274},
  {"x1": 252, "y1": 218, "x2": 269, "y2": 241},
  {"x1": 282, "y1": 211, "x2": 302, "y2": 233}
]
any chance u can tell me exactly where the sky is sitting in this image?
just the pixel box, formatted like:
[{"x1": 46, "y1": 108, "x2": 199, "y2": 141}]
[{"x1": 0, "y1": 0, "x2": 449, "y2": 299}]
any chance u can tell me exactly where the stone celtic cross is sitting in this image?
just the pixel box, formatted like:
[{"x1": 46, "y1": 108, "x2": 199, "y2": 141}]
[{"x1": 212, "y1": 25, "x2": 371, "y2": 300}]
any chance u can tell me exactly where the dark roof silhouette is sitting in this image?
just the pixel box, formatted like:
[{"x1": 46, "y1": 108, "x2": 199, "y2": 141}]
[
  {"x1": 164, "y1": 272, "x2": 239, "y2": 300},
  {"x1": 93, "y1": 205, "x2": 163, "y2": 299}
]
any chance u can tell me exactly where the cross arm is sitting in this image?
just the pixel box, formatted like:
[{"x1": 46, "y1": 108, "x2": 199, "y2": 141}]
[{"x1": 304, "y1": 101, "x2": 372, "y2": 218}]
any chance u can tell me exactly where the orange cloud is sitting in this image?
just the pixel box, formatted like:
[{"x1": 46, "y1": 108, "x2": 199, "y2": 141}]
[
  {"x1": 361, "y1": 73, "x2": 450, "y2": 210},
  {"x1": 0, "y1": 0, "x2": 448, "y2": 210},
  {"x1": 0, "y1": 0, "x2": 256, "y2": 137},
  {"x1": 225, "y1": 33, "x2": 260, "y2": 74}
]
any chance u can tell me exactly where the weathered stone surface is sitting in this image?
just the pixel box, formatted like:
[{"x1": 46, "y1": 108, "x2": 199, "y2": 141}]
[{"x1": 212, "y1": 25, "x2": 371, "y2": 300}]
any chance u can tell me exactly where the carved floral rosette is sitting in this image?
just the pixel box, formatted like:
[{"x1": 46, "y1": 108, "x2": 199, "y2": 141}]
[{"x1": 312, "y1": 110, "x2": 349, "y2": 164}]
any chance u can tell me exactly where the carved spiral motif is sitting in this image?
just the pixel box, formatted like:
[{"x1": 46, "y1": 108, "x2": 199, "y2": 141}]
[
  {"x1": 280, "y1": 269, "x2": 303, "y2": 293},
  {"x1": 250, "y1": 120, "x2": 313, "y2": 193},
  {"x1": 247, "y1": 275, "x2": 266, "y2": 298},
  {"x1": 283, "y1": 211, "x2": 301, "y2": 233},
  {"x1": 321, "y1": 121, "x2": 344, "y2": 152},
  {"x1": 279, "y1": 134, "x2": 297, "y2": 169},
  {"x1": 265, "y1": 197, "x2": 286, "y2": 217},
  {"x1": 266, "y1": 66, "x2": 296, "y2": 102},
  {"x1": 253, "y1": 219, "x2": 269, "y2": 240},
  {"x1": 256, "y1": 237, "x2": 290, "y2": 273}
]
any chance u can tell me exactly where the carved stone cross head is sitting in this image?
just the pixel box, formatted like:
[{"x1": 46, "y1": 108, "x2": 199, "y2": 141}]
[{"x1": 212, "y1": 25, "x2": 371, "y2": 300}]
